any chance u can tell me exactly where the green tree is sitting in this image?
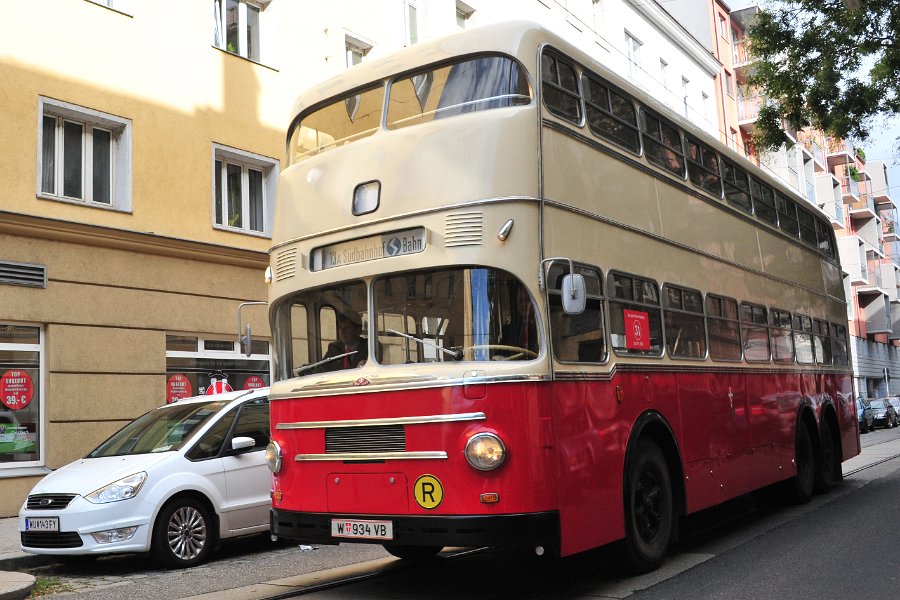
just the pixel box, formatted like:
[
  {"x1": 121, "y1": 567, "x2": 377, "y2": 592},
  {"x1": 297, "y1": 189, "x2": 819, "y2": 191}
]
[{"x1": 746, "y1": 0, "x2": 900, "y2": 151}]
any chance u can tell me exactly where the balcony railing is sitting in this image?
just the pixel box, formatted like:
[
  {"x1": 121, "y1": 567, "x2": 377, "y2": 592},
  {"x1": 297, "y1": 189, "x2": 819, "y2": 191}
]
[
  {"x1": 841, "y1": 176, "x2": 861, "y2": 198},
  {"x1": 806, "y1": 180, "x2": 816, "y2": 203},
  {"x1": 738, "y1": 95, "x2": 762, "y2": 121},
  {"x1": 820, "y1": 199, "x2": 845, "y2": 226},
  {"x1": 826, "y1": 137, "x2": 856, "y2": 157}
]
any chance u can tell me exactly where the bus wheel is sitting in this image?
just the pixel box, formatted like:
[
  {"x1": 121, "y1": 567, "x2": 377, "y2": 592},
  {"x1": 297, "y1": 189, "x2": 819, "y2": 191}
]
[
  {"x1": 781, "y1": 422, "x2": 815, "y2": 504},
  {"x1": 621, "y1": 440, "x2": 674, "y2": 574},
  {"x1": 383, "y1": 544, "x2": 443, "y2": 560},
  {"x1": 814, "y1": 417, "x2": 841, "y2": 494}
]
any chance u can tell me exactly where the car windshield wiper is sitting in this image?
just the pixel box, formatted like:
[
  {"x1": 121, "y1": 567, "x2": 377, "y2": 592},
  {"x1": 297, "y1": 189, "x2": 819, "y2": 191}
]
[
  {"x1": 386, "y1": 328, "x2": 461, "y2": 360},
  {"x1": 293, "y1": 351, "x2": 358, "y2": 376}
]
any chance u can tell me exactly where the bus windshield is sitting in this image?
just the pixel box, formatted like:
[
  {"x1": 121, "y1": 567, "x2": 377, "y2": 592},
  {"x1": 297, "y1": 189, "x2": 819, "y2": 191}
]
[
  {"x1": 278, "y1": 267, "x2": 539, "y2": 378},
  {"x1": 288, "y1": 54, "x2": 531, "y2": 165}
]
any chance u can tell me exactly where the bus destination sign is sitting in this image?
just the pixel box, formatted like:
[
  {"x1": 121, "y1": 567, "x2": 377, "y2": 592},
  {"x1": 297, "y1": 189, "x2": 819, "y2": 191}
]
[{"x1": 312, "y1": 227, "x2": 427, "y2": 271}]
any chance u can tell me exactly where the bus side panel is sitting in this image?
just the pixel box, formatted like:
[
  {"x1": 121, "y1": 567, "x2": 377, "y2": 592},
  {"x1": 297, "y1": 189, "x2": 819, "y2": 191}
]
[
  {"x1": 745, "y1": 371, "x2": 797, "y2": 488},
  {"x1": 551, "y1": 380, "x2": 624, "y2": 555}
]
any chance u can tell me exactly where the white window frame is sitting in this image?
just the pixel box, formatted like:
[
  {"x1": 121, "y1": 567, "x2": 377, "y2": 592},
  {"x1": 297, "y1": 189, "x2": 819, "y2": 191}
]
[
  {"x1": 404, "y1": 1, "x2": 419, "y2": 46},
  {"x1": 345, "y1": 32, "x2": 373, "y2": 68},
  {"x1": 456, "y1": 1, "x2": 474, "y2": 28},
  {"x1": 212, "y1": 143, "x2": 278, "y2": 237},
  {"x1": 212, "y1": 0, "x2": 270, "y2": 63},
  {"x1": 0, "y1": 324, "x2": 45, "y2": 471},
  {"x1": 37, "y1": 97, "x2": 132, "y2": 212},
  {"x1": 625, "y1": 32, "x2": 642, "y2": 78}
]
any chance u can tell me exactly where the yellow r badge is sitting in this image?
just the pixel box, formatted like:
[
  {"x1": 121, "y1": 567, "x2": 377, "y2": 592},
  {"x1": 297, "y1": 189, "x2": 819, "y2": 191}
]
[{"x1": 413, "y1": 474, "x2": 444, "y2": 509}]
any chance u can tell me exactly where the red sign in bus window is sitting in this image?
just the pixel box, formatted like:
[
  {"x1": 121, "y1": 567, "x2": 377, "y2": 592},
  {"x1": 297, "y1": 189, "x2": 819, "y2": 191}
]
[{"x1": 624, "y1": 309, "x2": 651, "y2": 350}]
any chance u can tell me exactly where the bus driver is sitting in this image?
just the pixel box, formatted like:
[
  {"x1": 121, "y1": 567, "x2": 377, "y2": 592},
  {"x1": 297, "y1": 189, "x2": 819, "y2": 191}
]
[{"x1": 322, "y1": 312, "x2": 369, "y2": 370}]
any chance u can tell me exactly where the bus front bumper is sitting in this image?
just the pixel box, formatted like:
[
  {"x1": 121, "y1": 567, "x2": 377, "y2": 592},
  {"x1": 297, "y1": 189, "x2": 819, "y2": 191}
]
[{"x1": 271, "y1": 509, "x2": 560, "y2": 554}]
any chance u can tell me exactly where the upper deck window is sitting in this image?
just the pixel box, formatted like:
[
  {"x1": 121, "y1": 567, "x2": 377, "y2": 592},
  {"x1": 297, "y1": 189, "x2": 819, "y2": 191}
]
[
  {"x1": 582, "y1": 73, "x2": 639, "y2": 153},
  {"x1": 386, "y1": 55, "x2": 530, "y2": 130},
  {"x1": 686, "y1": 137, "x2": 722, "y2": 197},
  {"x1": 722, "y1": 160, "x2": 751, "y2": 213},
  {"x1": 541, "y1": 50, "x2": 581, "y2": 124},
  {"x1": 640, "y1": 109, "x2": 685, "y2": 177},
  {"x1": 289, "y1": 85, "x2": 384, "y2": 165}
]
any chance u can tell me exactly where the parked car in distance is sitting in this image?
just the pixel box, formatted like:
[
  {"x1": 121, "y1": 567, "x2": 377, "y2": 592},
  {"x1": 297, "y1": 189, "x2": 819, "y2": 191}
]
[
  {"x1": 858, "y1": 397, "x2": 875, "y2": 433},
  {"x1": 868, "y1": 397, "x2": 898, "y2": 429},
  {"x1": 19, "y1": 388, "x2": 271, "y2": 568}
]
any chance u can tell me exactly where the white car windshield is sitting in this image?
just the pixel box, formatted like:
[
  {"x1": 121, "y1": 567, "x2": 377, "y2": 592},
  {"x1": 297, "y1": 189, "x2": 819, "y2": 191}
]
[{"x1": 86, "y1": 401, "x2": 230, "y2": 457}]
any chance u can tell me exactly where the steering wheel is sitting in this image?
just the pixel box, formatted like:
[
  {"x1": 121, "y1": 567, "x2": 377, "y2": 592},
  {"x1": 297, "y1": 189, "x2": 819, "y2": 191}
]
[{"x1": 464, "y1": 344, "x2": 538, "y2": 361}]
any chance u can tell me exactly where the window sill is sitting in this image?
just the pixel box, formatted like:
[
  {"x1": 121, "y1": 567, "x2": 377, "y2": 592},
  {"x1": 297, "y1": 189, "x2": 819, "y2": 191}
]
[
  {"x1": 213, "y1": 224, "x2": 271, "y2": 239},
  {"x1": 36, "y1": 193, "x2": 131, "y2": 214},
  {"x1": 212, "y1": 46, "x2": 279, "y2": 72},
  {"x1": 0, "y1": 466, "x2": 51, "y2": 478}
]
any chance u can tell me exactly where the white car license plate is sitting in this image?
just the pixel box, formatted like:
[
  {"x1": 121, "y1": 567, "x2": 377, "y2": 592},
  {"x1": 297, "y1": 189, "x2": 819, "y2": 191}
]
[
  {"x1": 25, "y1": 517, "x2": 59, "y2": 532},
  {"x1": 331, "y1": 519, "x2": 393, "y2": 540}
]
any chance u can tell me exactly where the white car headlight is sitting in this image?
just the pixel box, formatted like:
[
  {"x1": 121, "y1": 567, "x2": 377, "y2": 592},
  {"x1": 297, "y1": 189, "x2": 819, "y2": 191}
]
[
  {"x1": 265, "y1": 441, "x2": 283, "y2": 474},
  {"x1": 465, "y1": 433, "x2": 507, "y2": 471},
  {"x1": 85, "y1": 472, "x2": 147, "y2": 504}
]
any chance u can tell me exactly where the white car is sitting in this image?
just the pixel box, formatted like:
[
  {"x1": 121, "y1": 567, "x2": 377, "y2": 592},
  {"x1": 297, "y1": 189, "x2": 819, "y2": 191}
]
[{"x1": 19, "y1": 388, "x2": 271, "y2": 568}]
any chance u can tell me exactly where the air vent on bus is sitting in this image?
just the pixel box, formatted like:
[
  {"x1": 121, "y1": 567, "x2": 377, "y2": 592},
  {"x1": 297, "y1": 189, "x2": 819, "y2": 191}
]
[
  {"x1": 445, "y1": 212, "x2": 483, "y2": 247},
  {"x1": 274, "y1": 248, "x2": 297, "y2": 281},
  {"x1": 0, "y1": 261, "x2": 47, "y2": 288},
  {"x1": 326, "y1": 425, "x2": 406, "y2": 453}
]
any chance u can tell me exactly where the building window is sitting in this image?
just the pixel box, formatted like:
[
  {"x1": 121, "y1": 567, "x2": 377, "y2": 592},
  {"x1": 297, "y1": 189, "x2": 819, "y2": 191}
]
[
  {"x1": 213, "y1": 0, "x2": 266, "y2": 62},
  {"x1": 456, "y1": 1, "x2": 473, "y2": 28},
  {"x1": 723, "y1": 71, "x2": 734, "y2": 98},
  {"x1": 38, "y1": 97, "x2": 132, "y2": 212},
  {"x1": 345, "y1": 34, "x2": 372, "y2": 68},
  {"x1": 405, "y1": 1, "x2": 419, "y2": 45},
  {"x1": 717, "y1": 14, "x2": 729, "y2": 41},
  {"x1": 213, "y1": 144, "x2": 278, "y2": 236},
  {"x1": 0, "y1": 325, "x2": 43, "y2": 469},
  {"x1": 625, "y1": 32, "x2": 642, "y2": 78},
  {"x1": 165, "y1": 334, "x2": 270, "y2": 402}
]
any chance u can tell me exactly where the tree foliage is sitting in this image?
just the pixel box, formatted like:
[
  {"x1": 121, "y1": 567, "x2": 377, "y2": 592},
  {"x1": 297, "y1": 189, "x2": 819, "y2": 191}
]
[{"x1": 746, "y1": 0, "x2": 900, "y2": 151}]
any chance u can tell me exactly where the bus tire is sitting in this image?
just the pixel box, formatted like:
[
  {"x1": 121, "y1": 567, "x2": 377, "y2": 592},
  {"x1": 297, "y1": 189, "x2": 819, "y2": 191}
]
[
  {"x1": 814, "y1": 416, "x2": 841, "y2": 494},
  {"x1": 781, "y1": 422, "x2": 814, "y2": 504},
  {"x1": 620, "y1": 440, "x2": 674, "y2": 574},
  {"x1": 383, "y1": 544, "x2": 443, "y2": 560}
]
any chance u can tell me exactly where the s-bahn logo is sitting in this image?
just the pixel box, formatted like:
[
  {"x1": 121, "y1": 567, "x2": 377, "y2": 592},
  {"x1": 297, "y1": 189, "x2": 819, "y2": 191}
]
[
  {"x1": 413, "y1": 474, "x2": 444, "y2": 510},
  {"x1": 385, "y1": 237, "x2": 403, "y2": 256}
]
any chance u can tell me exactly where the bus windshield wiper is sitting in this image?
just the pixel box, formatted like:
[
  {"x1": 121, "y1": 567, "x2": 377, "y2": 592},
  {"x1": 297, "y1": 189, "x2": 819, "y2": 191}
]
[
  {"x1": 293, "y1": 350, "x2": 358, "y2": 376},
  {"x1": 386, "y1": 328, "x2": 461, "y2": 360}
]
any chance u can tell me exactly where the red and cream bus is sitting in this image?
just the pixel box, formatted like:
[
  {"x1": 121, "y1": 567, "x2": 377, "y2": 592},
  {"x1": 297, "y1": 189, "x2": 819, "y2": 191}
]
[{"x1": 264, "y1": 21, "x2": 856, "y2": 572}]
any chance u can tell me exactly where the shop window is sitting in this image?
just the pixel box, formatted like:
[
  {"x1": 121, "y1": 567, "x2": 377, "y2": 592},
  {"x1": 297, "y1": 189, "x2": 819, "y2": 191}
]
[
  {"x1": 165, "y1": 334, "x2": 270, "y2": 402},
  {"x1": 0, "y1": 325, "x2": 43, "y2": 468}
]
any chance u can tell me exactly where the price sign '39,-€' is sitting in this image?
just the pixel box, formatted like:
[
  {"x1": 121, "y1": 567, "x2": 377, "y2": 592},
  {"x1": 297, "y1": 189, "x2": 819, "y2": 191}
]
[{"x1": 1, "y1": 370, "x2": 34, "y2": 411}]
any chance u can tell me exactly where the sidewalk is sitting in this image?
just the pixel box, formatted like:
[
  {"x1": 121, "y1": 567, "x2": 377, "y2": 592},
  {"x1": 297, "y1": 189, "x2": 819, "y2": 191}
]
[{"x1": 1, "y1": 435, "x2": 899, "y2": 600}]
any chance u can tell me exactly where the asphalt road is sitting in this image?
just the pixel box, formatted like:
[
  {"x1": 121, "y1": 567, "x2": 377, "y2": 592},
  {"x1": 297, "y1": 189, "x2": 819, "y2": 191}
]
[{"x1": 28, "y1": 425, "x2": 900, "y2": 599}]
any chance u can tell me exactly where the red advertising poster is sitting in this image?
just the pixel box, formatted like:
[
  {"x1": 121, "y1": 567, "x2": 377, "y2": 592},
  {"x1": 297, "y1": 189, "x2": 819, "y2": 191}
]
[
  {"x1": 0, "y1": 370, "x2": 34, "y2": 411},
  {"x1": 243, "y1": 375, "x2": 265, "y2": 390},
  {"x1": 166, "y1": 374, "x2": 192, "y2": 404},
  {"x1": 624, "y1": 309, "x2": 651, "y2": 350}
]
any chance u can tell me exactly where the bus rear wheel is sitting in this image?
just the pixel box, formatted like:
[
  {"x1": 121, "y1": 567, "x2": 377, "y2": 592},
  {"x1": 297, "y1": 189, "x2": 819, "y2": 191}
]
[
  {"x1": 620, "y1": 440, "x2": 674, "y2": 574},
  {"x1": 781, "y1": 422, "x2": 814, "y2": 504},
  {"x1": 383, "y1": 544, "x2": 443, "y2": 560},
  {"x1": 814, "y1": 417, "x2": 841, "y2": 494}
]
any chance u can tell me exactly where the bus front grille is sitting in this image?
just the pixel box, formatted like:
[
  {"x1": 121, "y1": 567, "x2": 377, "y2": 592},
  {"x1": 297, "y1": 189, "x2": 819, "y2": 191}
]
[{"x1": 326, "y1": 425, "x2": 406, "y2": 453}]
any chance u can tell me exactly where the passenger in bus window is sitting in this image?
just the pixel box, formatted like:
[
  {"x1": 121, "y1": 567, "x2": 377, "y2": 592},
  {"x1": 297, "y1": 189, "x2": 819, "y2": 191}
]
[
  {"x1": 502, "y1": 285, "x2": 538, "y2": 355},
  {"x1": 322, "y1": 312, "x2": 369, "y2": 370}
]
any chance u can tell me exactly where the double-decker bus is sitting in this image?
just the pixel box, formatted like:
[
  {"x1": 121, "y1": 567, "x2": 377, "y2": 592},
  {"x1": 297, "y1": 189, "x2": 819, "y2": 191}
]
[{"x1": 264, "y1": 21, "x2": 856, "y2": 572}]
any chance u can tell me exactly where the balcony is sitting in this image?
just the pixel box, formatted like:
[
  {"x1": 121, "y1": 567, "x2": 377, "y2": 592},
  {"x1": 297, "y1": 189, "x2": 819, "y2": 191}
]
[
  {"x1": 733, "y1": 39, "x2": 753, "y2": 69},
  {"x1": 841, "y1": 176, "x2": 861, "y2": 202},
  {"x1": 849, "y1": 193, "x2": 877, "y2": 219},
  {"x1": 797, "y1": 132, "x2": 826, "y2": 172},
  {"x1": 880, "y1": 261, "x2": 900, "y2": 302},
  {"x1": 882, "y1": 211, "x2": 899, "y2": 242},
  {"x1": 826, "y1": 137, "x2": 856, "y2": 168},
  {"x1": 805, "y1": 180, "x2": 816, "y2": 204},
  {"x1": 866, "y1": 317, "x2": 893, "y2": 334},
  {"x1": 820, "y1": 199, "x2": 845, "y2": 228},
  {"x1": 737, "y1": 94, "x2": 762, "y2": 129}
]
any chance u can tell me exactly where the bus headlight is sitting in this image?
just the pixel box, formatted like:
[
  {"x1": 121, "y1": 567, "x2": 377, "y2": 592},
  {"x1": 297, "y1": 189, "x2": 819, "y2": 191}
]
[
  {"x1": 465, "y1": 433, "x2": 506, "y2": 471},
  {"x1": 265, "y1": 441, "x2": 283, "y2": 473}
]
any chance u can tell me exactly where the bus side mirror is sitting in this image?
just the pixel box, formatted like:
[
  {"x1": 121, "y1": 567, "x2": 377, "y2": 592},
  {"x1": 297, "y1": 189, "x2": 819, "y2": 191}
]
[{"x1": 562, "y1": 274, "x2": 586, "y2": 315}]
